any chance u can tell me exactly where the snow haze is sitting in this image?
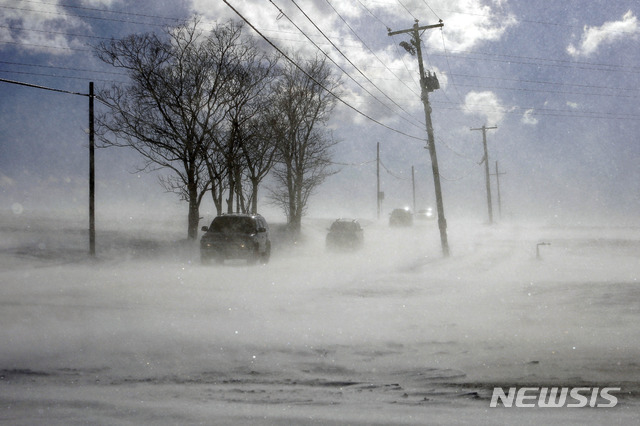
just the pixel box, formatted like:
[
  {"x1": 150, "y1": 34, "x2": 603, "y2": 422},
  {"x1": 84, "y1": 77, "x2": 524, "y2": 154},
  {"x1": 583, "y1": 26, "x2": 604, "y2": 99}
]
[
  {"x1": 1, "y1": 210, "x2": 639, "y2": 424},
  {"x1": 1, "y1": 0, "x2": 640, "y2": 423}
]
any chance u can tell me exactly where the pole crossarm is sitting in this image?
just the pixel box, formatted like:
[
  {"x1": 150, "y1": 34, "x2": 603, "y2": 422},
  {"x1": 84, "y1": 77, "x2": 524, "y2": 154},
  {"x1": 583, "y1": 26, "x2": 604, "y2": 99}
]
[
  {"x1": 470, "y1": 126, "x2": 498, "y2": 132},
  {"x1": 387, "y1": 22, "x2": 444, "y2": 36}
]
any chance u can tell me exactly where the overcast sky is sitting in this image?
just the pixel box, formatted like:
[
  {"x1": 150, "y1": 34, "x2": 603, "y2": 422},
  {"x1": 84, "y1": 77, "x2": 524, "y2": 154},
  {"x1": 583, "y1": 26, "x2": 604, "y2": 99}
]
[{"x1": 1, "y1": 0, "x2": 638, "y2": 225}]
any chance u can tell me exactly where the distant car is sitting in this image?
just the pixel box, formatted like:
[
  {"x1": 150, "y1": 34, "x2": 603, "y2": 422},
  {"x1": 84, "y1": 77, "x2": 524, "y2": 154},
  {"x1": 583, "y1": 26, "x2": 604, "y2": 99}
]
[
  {"x1": 416, "y1": 207, "x2": 435, "y2": 220},
  {"x1": 200, "y1": 213, "x2": 271, "y2": 265},
  {"x1": 389, "y1": 208, "x2": 413, "y2": 227},
  {"x1": 326, "y1": 219, "x2": 364, "y2": 250}
]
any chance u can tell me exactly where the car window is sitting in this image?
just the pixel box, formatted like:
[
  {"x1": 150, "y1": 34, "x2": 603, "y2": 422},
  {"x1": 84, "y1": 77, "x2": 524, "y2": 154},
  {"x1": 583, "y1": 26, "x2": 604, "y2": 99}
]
[
  {"x1": 331, "y1": 221, "x2": 359, "y2": 232},
  {"x1": 210, "y1": 217, "x2": 257, "y2": 234}
]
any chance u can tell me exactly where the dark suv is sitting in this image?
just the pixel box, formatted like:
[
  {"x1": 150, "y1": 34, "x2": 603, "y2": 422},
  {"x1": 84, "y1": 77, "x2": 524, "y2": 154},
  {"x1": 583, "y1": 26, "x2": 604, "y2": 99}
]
[
  {"x1": 200, "y1": 214, "x2": 271, "y2": 265},
  {"x1": 326, "y1": 219, "x2": 364, "y2": 251},
  {"x1": 389, "y1": 208, "x2": 413, "y2": 227}
]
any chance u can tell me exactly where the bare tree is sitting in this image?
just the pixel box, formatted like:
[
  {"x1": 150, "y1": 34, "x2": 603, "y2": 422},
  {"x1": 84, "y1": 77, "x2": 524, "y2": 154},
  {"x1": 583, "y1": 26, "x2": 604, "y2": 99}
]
[
  {"x1": 94, "y1": 18, "x2": 242, "y2": 239},
  {"x1": 269, "y1": 55, "x2": 339, "y2": 235},
  {"x1": 241, "y1": 111, "x2": 281, "y2": 215},
  {"x1": 230, "y1": 58, "x2": 280, "y2": 215},
  {"x1": 212, "y1": 40, "x2": 278, "y2": 215}
]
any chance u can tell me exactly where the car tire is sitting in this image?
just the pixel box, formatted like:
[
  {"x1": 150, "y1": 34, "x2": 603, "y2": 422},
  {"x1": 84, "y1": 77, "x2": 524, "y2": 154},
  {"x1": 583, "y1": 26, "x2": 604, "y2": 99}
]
[
  {"x1": 261, "y1": 242, "x2": 271, "y2": 264},
  {"x1": 247, "y1": 247, "x2": 260, "y2": 265}
]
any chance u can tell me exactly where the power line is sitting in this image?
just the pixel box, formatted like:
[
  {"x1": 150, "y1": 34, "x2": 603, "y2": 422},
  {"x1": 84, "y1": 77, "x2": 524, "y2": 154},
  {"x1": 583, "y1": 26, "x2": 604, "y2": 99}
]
[
  {"x1": 4, "y1": 1, "x2": 638, "y2": 125},
  {"x1": 222, "y1": 0, "x2": 427, "y2": 142},
  {"x1": 0, "y1": 60, "x2": 127, "y2": 77},
  {"x1": 370, "y1": 0, "x2": 637, "y2": 36},
  {"x1": 269, "y1": 0, "x2": 425, "y2": 131},
  {"x1": 449, "y1": 72, "x2": 640, "y2": 93},
  {"x1": 437, "y1": 167, "x2": 477, "y2": 182},
  {"x1": 329, "y1": 159, "x2": 376, "y2": 167},
  {"x1": 0, "y1": 75, "x2": 98, "y2": 255},
  {"x1": 0, "y1": 24, "x2": 114, "y2": 42},
  {"x1": 438, "y1": 30, "x2": 473, "y2": 113},
  {"x1": 329, "y1": 46, "x2": 640, "y2": 81},
  {"x1": 17, "y1": 0, "x2": 181, "y2": 23},
  {"x1": 9, "y1": 1, "x2": 638, "y2": 77},
  {"x1": 5, "y1": 21, "x2": 372, "y2": 51},
  {"x1": 324, "y1": 0, "x2": 420, "y2": 97},
  {"x1": 0, "y1": 3, "x2": 176, "y2": 28},
  {"x1": 354, "y1": 0, "x2": 387, "y2": 27},
  {"x1": 380, "y1": 159, "x2": 409, "y2": 180},
  {"x1": 431, "y1": 101, "x2": 640, "y2": 121},
  {"x1": 7, "y1": 4, "x2": 637, "y2": 77},
  {"x1": 290, "y1": 0, "x2": 425, "y2": 127},
  {"x1": 420, "y1": 0, "x2": 441, "y2": 21},
  {"x1": 0, "y1": 40, "x2": 91, "y2": 53},
  {"x1": 0, "y1": 77, "x2": 88, "y2": 96},
  {"x1": 389, "y1": 34, "x2": 420, "y2": 88},
  {"x1": 435, "y1": 135, "x2": 476, "y2": 161},
  {"x1": 343, "y1": 89, "x2": 640, "y2": 121},
  {"x1": 356, "y1": 0, "x2": 424, "y2": 88},
  {"x1": 0, "y1": 68, "x2": 126, "y2": 84},
  {"x1": 396, "y1": 0, "x2": 417, "y2": 20},
  {"x1": 435, "y1": 51, "x2": 640, "y2": 75},
  {"x1": 369, "y1": 71, "x2": 640, "y2": 97},
  {"x1": 447, "y1": 48, "x2": 640, "y2": 73},
  {"x1": 452, "y1": 81, "x2": 638, "y2": 99}
]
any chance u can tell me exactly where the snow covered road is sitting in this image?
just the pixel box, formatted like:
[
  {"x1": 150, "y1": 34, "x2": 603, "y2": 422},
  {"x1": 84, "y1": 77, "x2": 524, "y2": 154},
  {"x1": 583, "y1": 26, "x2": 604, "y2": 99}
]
[{"x1": 1, "y1": 214, "x2": 639, "y2": 424}]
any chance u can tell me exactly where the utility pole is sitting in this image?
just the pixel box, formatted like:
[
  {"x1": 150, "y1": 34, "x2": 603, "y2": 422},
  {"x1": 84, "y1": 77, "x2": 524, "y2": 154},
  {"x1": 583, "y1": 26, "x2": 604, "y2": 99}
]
[
  {"x1": 376, "y1": 142, "x2": 381, "y2": 220},
  {"x1": 89, "y1": 82, "x2": 96, "y2": 257},
  {"x1": 470, "y1": 125, "x2": 497, "y2": 224},
  {"x1": 0, "y1": 78, "x2": 97, "y2": 257},
  {"x1": 491, "y1": 160, "x2": 506, "y2": 220},
  {"x1": 389, "y1": 20, "x2": 449, "y2": 257},
  {"x1": 411, "y1": 165, "x2": 416, "y2": 213}
]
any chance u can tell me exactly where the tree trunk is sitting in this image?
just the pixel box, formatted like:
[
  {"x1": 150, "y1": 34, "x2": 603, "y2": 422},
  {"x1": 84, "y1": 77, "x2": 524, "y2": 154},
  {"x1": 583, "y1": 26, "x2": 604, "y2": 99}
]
[
  {"x1": 250, "y1": 179, "x2": 259, "y2": 215},
  {"x1": 211, "y1": 190, "x2": 223, "y2": 217},
  {"x1": 187, "y1": 184, "x2": 200, "y2": 240}
]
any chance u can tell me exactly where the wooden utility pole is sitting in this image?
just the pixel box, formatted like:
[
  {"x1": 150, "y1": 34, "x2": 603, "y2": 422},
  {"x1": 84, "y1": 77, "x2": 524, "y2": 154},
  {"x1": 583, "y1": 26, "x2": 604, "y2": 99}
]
[
  {"x1": 89, "y1": 82, "x2": 95, "y2": 256},
  {"x1": 388, "y1": 20, "x2": 449, "y2": 257},
  {"x1": 411, "y1": 165, "x2": 416, "y2": 213},
  {"x1": 470, "y1": 125, "x2": 497, "y2": 224},
  {"x1": 0, "y1": 78, "x2": 97, "y2": 256},
  {"x1": 491, "y1": 160, "x2": 506, "y2": 219}
]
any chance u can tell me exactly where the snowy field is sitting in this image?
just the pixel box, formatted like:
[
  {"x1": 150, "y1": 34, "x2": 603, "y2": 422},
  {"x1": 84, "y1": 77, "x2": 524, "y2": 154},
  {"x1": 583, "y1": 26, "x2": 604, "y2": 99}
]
[{"x1": 1, "y1": 211, "x2": 639, "y2": 425}]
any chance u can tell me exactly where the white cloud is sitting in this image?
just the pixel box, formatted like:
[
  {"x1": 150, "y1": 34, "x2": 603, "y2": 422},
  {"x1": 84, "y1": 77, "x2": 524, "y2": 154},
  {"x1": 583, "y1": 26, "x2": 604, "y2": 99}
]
[
  {"x1": 521, "y1": 108, "x2": 538, "y2": 125},
  {"x1": 424, "y1": 1, "x2": 518, "y2": 51},
  {"x1": 567, "y1": 10, "x2": 639, "y2": 58},
  {"x1": 567, "y1": 101, "x2": 579, "y2": 109},
  {"x1": 0, "y1": 0, "x2": 125, "y2": 54},
  {"x1": 463, "y1": 91, "x2": 505, "y2": 125},
  {"x1": 194, "y1": 0, "x2": 517, "y2": 59},
  {"x1": 0, "y1": 0, "x2": 90, "y2": 54},
  {"x1": 195, "y1": 0, "x2": 515, "y2": 126}
]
